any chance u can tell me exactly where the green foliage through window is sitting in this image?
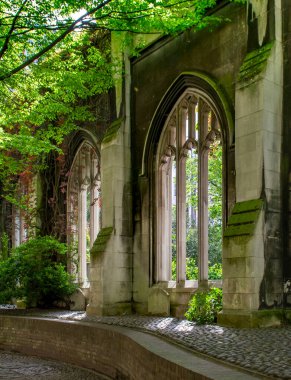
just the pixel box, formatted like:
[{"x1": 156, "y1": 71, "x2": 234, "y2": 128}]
[
  {"x1": 171, "y1": 258, "x2": 222, "y2": 280},
  {"x1": 171, "y1": 142, "x2": 223, "y2": 279},
  {"x1": 185, "y1": 287, "x2": 222, "y2": 324}
]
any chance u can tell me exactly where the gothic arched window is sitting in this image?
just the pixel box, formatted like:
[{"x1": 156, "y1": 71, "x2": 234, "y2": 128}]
[
  {"x1": 156, "y1": 91, "x2": 222, "y2": 285},
  {"x1": 11, "y1": 176, "x2": 34, "y2": 247},
  {"x1": 67, "y1": 142, "x2": 101, "y2": 286}
]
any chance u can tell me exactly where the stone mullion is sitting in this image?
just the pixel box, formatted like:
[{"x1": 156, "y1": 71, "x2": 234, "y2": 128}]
[
  {"x1": 78, "y1": 152, "x2": 88, "y2": 284},
  {"x1": 90, "y1": 157, "x2": 100, "y2": 248},
  {"x1": 20, "y1": 210, "x2": 26, "y2": 243},
  {"x1": 13, "y1": 207, "x2": 20, "y2": 247},
  {"x1": 188, "y1": 98, "x2": 197, "y2": 141},
  {"x1": 158, "y1": 163, "x2": 171, "y2": 282},
  {"x1": 168, "y1": 158, "x2": 174, "y2": 280},
  {"x1": 168, "y1": 125, "x2": 176, "y2": 281},
  {"x1": 198, "y1": 102, "x2": 209, "y2": 286},
  {"x1": 176, "y1": 105, "x2": 187, "y2": 283},
  {"x1": 156, "y1": 165, "x2": 163, "y2": 282}
]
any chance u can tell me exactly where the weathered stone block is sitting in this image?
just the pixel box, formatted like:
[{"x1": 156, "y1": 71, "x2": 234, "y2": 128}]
[
  {"x1": 223, "y1": 278, "x2": 259, "y2": 294},
  {"x1": 222, "y1": 292, "x2": 259, "y2": 310},
  {"x1": 218, "y1": 309, "x2": 283, "y2": 328},
  {"x1": 70, "y1": 288, "x2": 87, "y2": 311},
  {"x1": 148, "y1": 287, "x2": 170, "y2": 316}
]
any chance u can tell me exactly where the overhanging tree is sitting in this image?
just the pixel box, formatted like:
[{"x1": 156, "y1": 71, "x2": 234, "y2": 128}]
[
  {"x1": 0, "y1": 0, "x2": 245, "y2": 198},
  {"x1": 0, "y1": 0, "x2": 223, "y2": 81}
]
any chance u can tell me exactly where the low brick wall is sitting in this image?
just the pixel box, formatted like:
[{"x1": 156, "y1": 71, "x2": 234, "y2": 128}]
[{"x1": 0, "y1": 316, "x2": 210, "y2": 380}]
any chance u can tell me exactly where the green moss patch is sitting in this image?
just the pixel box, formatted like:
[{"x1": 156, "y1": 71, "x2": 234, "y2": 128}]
[
  {"x1": 224, "y1": 199, "x2": 263, "y2": 238},
  {"x1": 102, "y1": 118, "x2": 123, "y2": 144},
  {"x1": 91, "y1": 227, "x2": 113, "y2": 255},
  {"x1": 238, "y1": 43, "x2": 273, "y2": 82}
]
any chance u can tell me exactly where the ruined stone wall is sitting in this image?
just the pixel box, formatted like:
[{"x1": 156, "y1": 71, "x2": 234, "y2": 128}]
[
  {"x1": 282, "y1": 0, "x2": 291, "y2": 309},
  {"x1": 131, "y1": 2, "x2": 247, "y2": 315}
]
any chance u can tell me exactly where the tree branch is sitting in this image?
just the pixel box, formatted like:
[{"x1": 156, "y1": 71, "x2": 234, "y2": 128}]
[
  {"x1": 0, "y1": 0, "x2": 29, "y2": 59},
  {"x1": 0, "y1": 0, "x2": 113, "y2": 81}
]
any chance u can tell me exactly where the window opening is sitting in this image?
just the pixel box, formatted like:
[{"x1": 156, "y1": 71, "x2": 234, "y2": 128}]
[
  {"x1": 157, "y1": 92, "x2": 222, "y2": 284},
  {"x1": 67, "y1": 142, "x2": 101, "y2": 286},
  {"x1": 11, "y1": 177, "x2": 34, "y2": 247}
]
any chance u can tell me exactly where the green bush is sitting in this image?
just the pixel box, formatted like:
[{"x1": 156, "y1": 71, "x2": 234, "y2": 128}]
[
  {"x1": 185, "y1": 287, "x2": 222, "y2": 324},
  {"x1": 0, "y1": 236, "x2": 76, "y2": 307}
]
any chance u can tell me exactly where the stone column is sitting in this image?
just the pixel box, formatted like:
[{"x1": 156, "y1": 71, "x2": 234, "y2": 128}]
[
  {"x1": 176, "y1": 105, "x2": 187, "y2": 283},
  {"x1": 219, "y1": 0, "x2": 283, "y2": 327},
  {"x1": 198, "y1": 103, "x2": 209, "y2": 286},
  {"x1": 87, "y1": 49, "x2": 133, "y2": 316}
]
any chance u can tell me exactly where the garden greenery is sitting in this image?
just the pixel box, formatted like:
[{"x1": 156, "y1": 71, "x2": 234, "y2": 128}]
[
  {"x1": 185, "y1": 287, "x2": 222, "y2": 324},
  {"x1": 0, "y1": 236, "x2": 76, "y2": 307},
  {"x1": 172, "y1": 259, "x2": 222, "y2": 281}
]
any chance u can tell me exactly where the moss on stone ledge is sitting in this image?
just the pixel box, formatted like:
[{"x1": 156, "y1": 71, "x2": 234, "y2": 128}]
[
  {"x1": 238, "y1": 42, "x2": 273, "y2": 82},
  {"x1": 102, "y1": 118, "x2": 123, "y2": 144},
  {"x1": 91, "y1": 227, "x2": 113, "y2": 255},
  {"x1": 224, "y1": 199, "x2": 264, "y2": 238}
]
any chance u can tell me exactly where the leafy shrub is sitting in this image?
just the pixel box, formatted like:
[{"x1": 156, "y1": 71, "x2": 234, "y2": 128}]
[
  {"x1": 0, "y1": 236, "x2": 76, "y2": 307},
  {"x1": 185, "y1": 287, "x2": 222, "y2": 324}
]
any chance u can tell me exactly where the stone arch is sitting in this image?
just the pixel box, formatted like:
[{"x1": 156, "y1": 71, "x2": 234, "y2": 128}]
[
  {"x1": 141, "y1": 72, "x2": 233, "y2": 178},
  {"x1": 143, "y1": 72, "x2": 233, "y2": 287}
]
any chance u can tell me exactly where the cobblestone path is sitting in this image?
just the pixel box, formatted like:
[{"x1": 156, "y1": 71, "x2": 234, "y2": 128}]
[{"x1": 0, "y1": 350, "x2": 109, "y2": 380}]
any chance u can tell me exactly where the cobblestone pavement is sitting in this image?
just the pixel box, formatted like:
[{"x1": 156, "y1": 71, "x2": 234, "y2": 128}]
[
  {"x1": 0, "y1": 350, "x2": 109, "y2": 380},
  {"x1": 1, "y1": 308, "x2": 291, "y2": 379}
]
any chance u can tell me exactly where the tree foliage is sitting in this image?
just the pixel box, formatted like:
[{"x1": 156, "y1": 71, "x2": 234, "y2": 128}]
[
  {"x1": 0, "y1": 0, "x2": 229, "y2": 193},
  {"x1": 0, "y1": 0, "x2": 224, "y2": 81},
  {"x1": 0, "y1": 30, "x2": 112, "y2": 194},
  {"x1": 0, "y1": 0, "x2": 246, "y2": 203}
]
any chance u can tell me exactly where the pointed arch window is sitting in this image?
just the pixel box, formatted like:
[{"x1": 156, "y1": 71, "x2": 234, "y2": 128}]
[
  {"x1": 67, "y1": 142, "x2": 101, "y2": 286},
  {"x1": 156, "y1": 91, "x2": 222, "y2": 285},
  {"x1": 11, "y1": 176, "x2": 35, "y2": 247}
]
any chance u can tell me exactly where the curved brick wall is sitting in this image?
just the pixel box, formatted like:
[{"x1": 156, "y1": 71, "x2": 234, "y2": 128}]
[
  {"x1": 0, "y1": 316, "x2": 206, "y2": 380},
  {"x1": 0, "y1": 316, "x2": 258, "y2": 380}
]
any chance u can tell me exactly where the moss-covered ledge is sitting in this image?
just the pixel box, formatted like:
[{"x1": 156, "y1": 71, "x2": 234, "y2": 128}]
[
  {"x1": 238, "y1": 42, "x2": 273, "y2": 83},
  {"x1": 102, "y1": 118, "x2": 123, "y2": 144},
  {"x1": 224, "y1": 199, "x2": 264, "y2": 238},
  {"x1": 91, "y1": 227, "x2": 113, "y2": 255}
]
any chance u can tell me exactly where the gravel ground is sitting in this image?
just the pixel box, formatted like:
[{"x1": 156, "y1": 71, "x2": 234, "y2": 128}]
[{"x1": 1, "y1": 308, "x2": 290, "y2": 379}]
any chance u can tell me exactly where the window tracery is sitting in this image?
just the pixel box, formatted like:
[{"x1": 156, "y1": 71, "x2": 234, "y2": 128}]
[
  {"x1": 156, "y1": 91, "x2": 222, "y2": 285},
  {"x1": 11, "y1": 177, "x2": 35, "y2": 247},
  {"x1": 67, "y1": 142, "x2": 101, "y2": 286}
]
